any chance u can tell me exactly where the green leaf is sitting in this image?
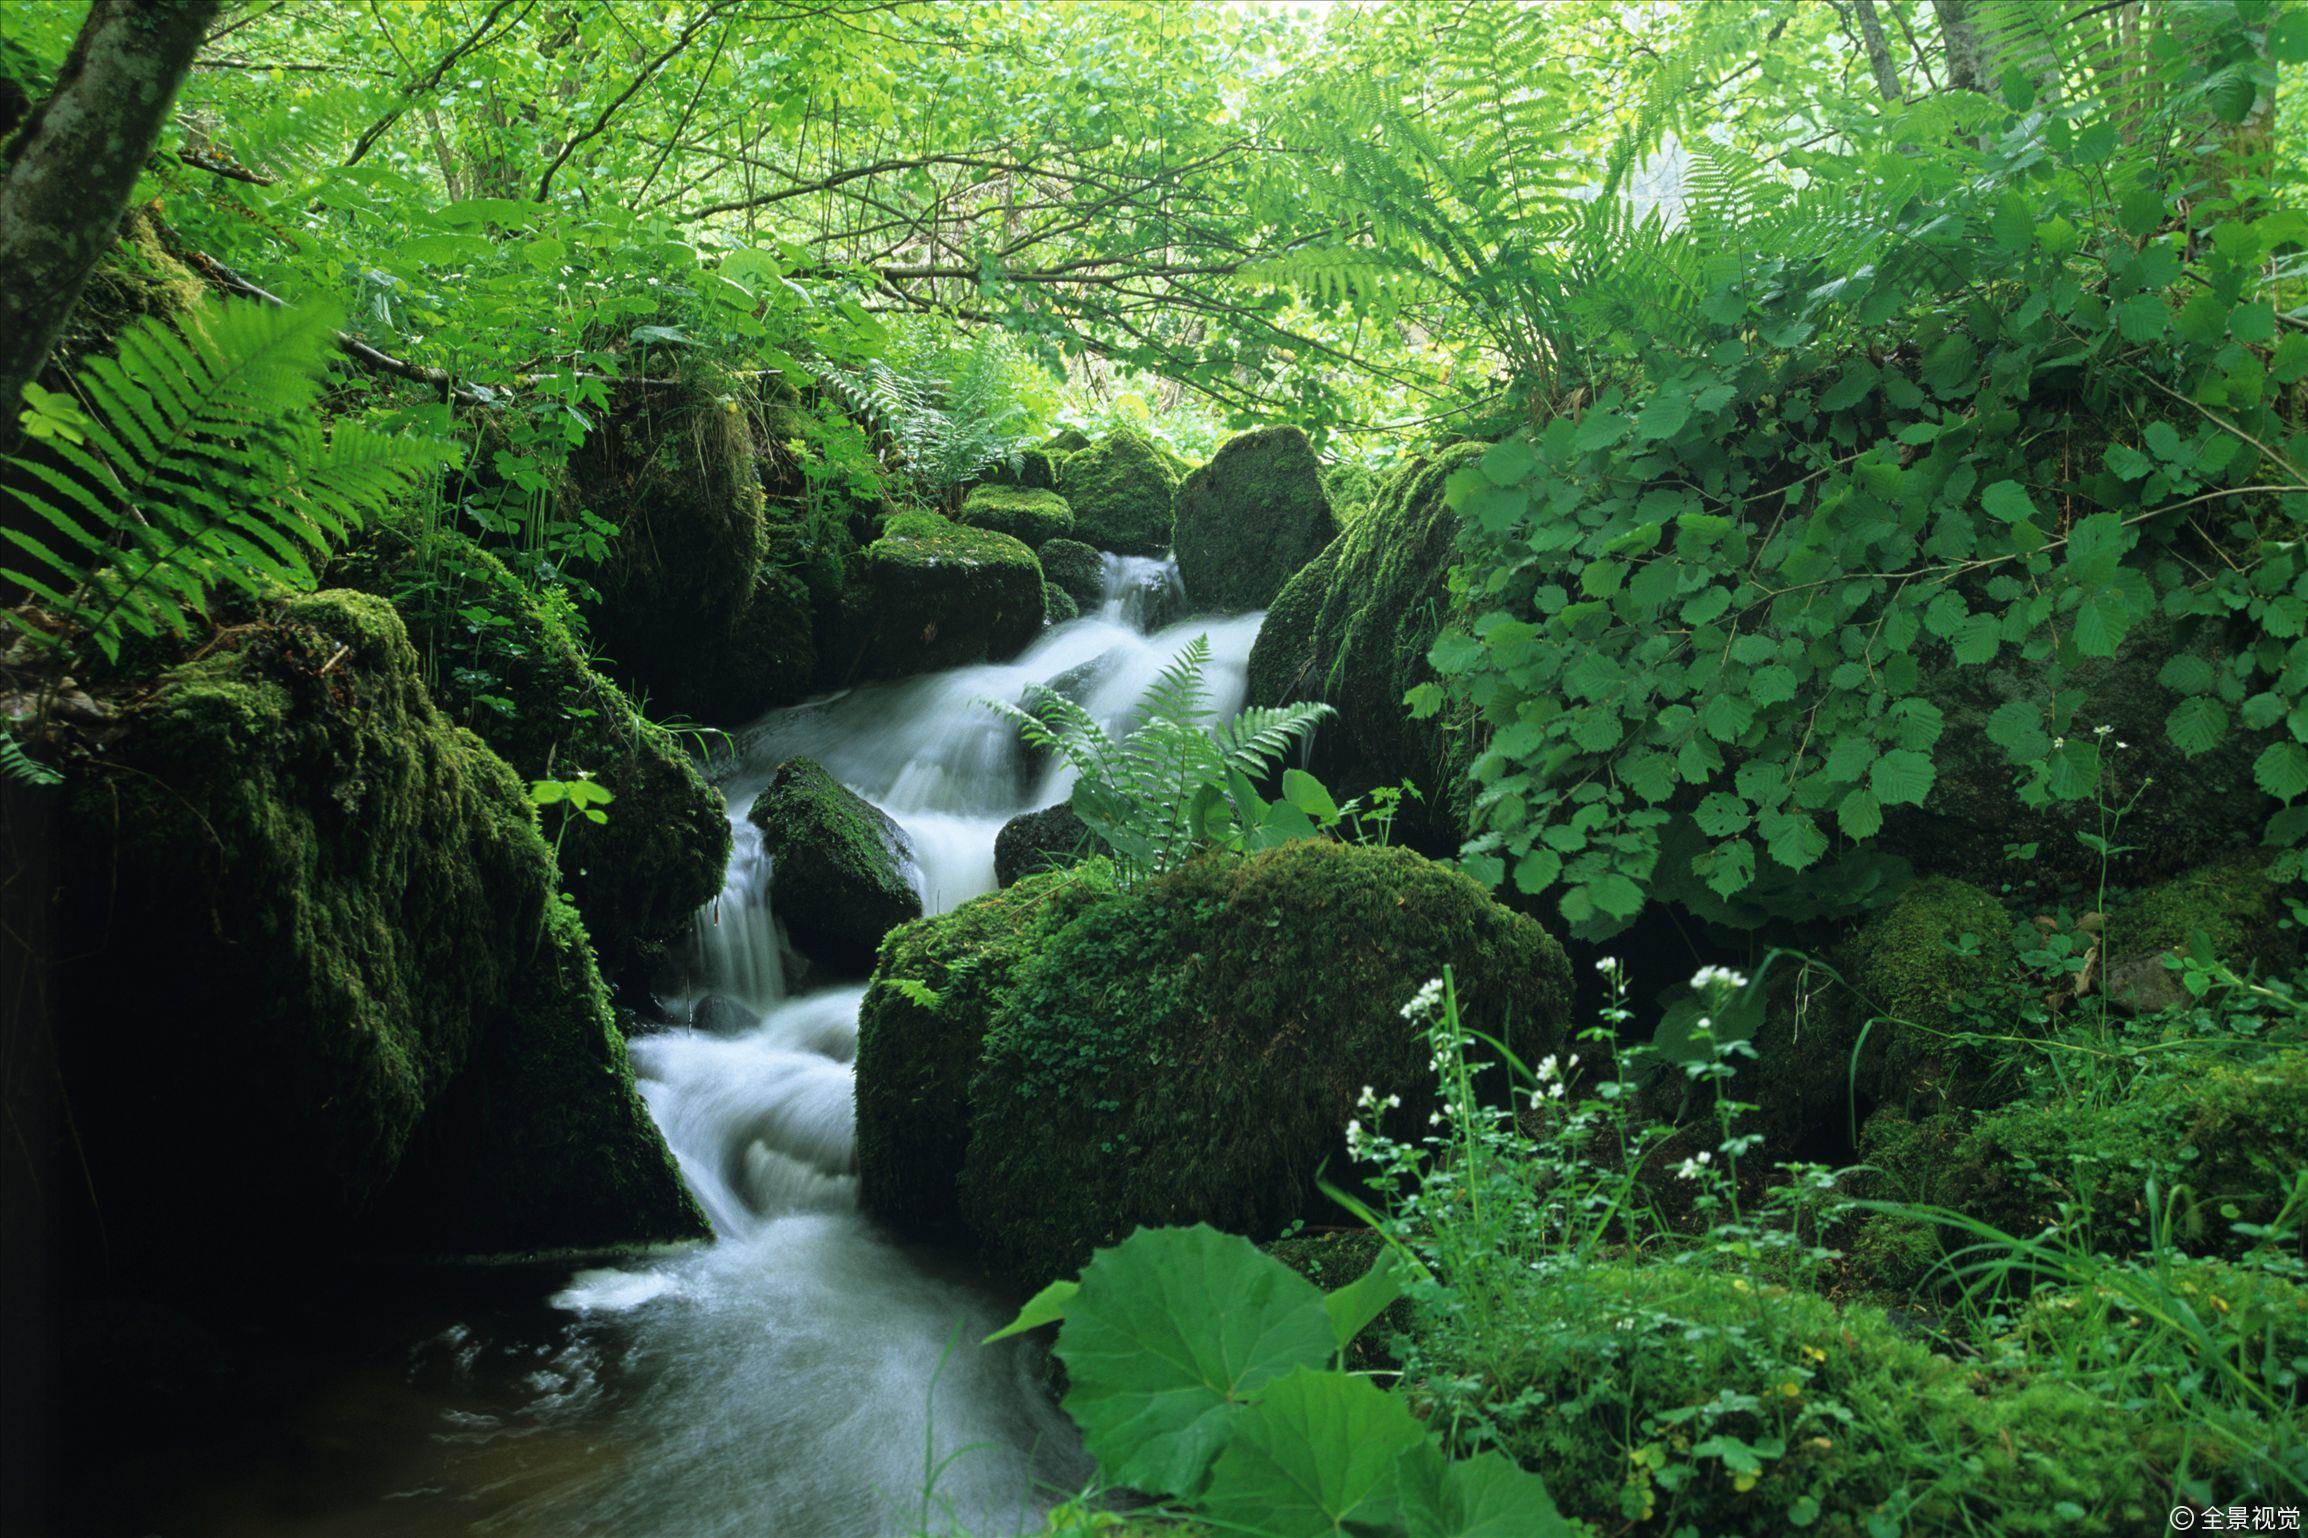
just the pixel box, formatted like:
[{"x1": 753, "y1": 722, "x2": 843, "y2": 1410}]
[
  {"x1": 2164, "y1": 696, "x2": 2229, "y2": 757},
  {"x1": 1986, "y1": 701, "x2": 2052, "y2": 762},
  {"x1": 1199, "y1": 1368, "x2": 1428, "y2": 1538},
  {"x1": 1399, "y1": 1444, "x2": 1571, "y2": 1538},
  {"x1": 2156, "y1": 654, "x2": 2217, "y2": 694},
  {"x1": 1057, "y1": 1225, "x2": 1334, "y2": 1497},
  {"x1": 1760, "y1": 809, "x2": 1828, "y2": 872},
  {"x1": 1281, "y1": 769, "x2": 1341, "y2": 824},
  {"x1": 1512, "y1": 847, "x2": 1563, "y2": 894},
  {"x1": 985, "y1": 1278, "x2": 1077, "y2": 1344},
  {"x1": 1981, "y1": 480, "x2": 2037, "y2": 524},
  {"x1": 1694, "y1": 791, "x2": 1751, "y2": 837},
  {"x1": 1837, "y1": 787, "x2": 1884, "y2": 840},
  {"x1": 1869, "y1": 748, "x2": 1936, "y2": 807},
  {"x1": 1322, "y1": 1247, "x2": 1406, "y2": 1352},
  {"x1": 1479, "y1": 438, "x2": 1536, "y2": 485},
  {"x1": 1952, "y1": 612, "x2": 2001, "y2": 665},
  {"x1": 2255, "y1": 740, "x2": 2308, "y2": 801}
]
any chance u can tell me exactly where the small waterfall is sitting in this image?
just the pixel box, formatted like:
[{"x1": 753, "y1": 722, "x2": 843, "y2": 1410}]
[{"x1": 507, "y1": 553, "x2": 1267, "y2": 1538}]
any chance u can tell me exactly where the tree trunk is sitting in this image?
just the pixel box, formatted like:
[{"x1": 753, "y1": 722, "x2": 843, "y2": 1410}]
[
  {"x1": 1852, "y1": 0, "x2": 1906, "y2": 103},
  {"x1": 0, "y1": 0, "x2": 219, "y2": 450},
  {"x1": 1931, "y1": 0, "x2": 1991, "y2": 93}
]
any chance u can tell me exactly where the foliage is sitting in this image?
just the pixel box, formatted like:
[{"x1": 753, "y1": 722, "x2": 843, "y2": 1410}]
[
  {"x1": 985, "y1": 634, "x2": 1335, "y2": 886},
  {"x1": 5, "y1": 299, "x2": 442, "y2": 665},
  {"x1": 817, "y1": 321, "x2": 1046, "y2": 505},
  {"x1": 990, "y1": 1224, "x2": 1569, "y2": 1538},
  {"x1": 1415, "y1": 7, "x2": 2305, "y2": 935}
]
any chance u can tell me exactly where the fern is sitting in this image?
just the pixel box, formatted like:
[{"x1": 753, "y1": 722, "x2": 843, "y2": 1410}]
[
  {"x1": 814, "y1": 322, "x2": 1036, "y2": 504},
  {"x1": 983, "y1": 634, "x2": 1333, "y2": 886},
  {"x1": 0, "y1": 722, "x2": 61, "y2": 786},
  {"x1": 3, "y1": 299, "x2": 441, "y2": 664}
]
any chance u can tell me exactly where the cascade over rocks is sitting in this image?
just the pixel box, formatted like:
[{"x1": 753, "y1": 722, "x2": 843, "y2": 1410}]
[
  {"x1": 1246, "y1": 444, "x2": 1482, "y2": 844},
  {"x1": 748, "y1": 756, "x2": 923, "y2": 971},
  {"x1": 1059, "y1": 429, "x2": 1177, "y2": 557},
  {"x1": 52, "y1": 590, "x2": 705, "y2": 1263},
  {"x1": 946, "y1": 840, "x2": 1572, "y2": 1288},
  {"x1": 336, "y1": 528, "x2": 729, "y2": 974},
  {"x1": 835, "y1": 511, "x2": 1044, "y2": 681},
  {"x1": 1170, "y1": 425, "x2": 1338, "y2": 613}
]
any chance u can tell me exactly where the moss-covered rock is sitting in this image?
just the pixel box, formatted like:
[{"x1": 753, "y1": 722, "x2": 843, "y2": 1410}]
[
  {"x1": 377, "y1": 893, "x2": 708, "y2": 1254},
  {"x1": 993, "y1": 801, "x2": 1093, "y2": 887},
  {"x1": 1061, "y1": 430, "x2": 1178, "y2": 557},
  {"x1": 56, "y1": 591, "x2": 704, "y2": 1260},
  {"x1": 1266, "y1": 1228, "x2": 1404, "y2": 1370},
  {"x1": 839, "y1": 512, "x2": 1044, "y2": 681},
  {"x1": 959, "y1": 485, "x2": 1074, "y2": 548},
  {"x1": 1321, "y1": 461, "x2": 1378, "y2": 525},
  {"x1": 335, "y1": 527, "x2": 729, "y2": 972},
  {"x1": 1419, "y1": 1261, "x2": 2174, "y2": 1535},
  {"x1": 749, "y1": 757, "x2": 921, "y2": 971},
  {"x1": 1858, "y1": 1049, "x2": 2308, "y2": 1273},
  {"x1": 984, "y1": 449, "x2": 1060, "y2": 491},
  {"x1": 855, "y1": 865, "x2": 1118, "y2": 1240},
  {"x1": 571, "y1": 375, "x2": 772, "y2": 717},
  {"x1": 1744, "y1": 877, "x2": 2019, "y2": 1155},
  {"x1": 1043, "y1": 427, "x2": 1092, "y2": 456},
  {"x1": 1171, "y1": 427, "x2": 1339, "y2": 613},
  {"x1": 699, "y1": 563, "x2": 818, "y2": 723},
  {"x1": 1244, "y1": 446, "x2": 1482, "y2": 844},
  {"x1": 1879, "y1": 615, "x2": 2267, "y2": 897},
  {"x1": 2102, "y1": 851, "x2": 2301, "y2": 1012},
  {"x1": 1037, "y1": 537, "x2": 1107, "y2": 611},
  {"x1": 1043, "y1": 582, "x2": 1079, "y2": 626},
  {"x1": 960, "y1": 840, "x2": 1570, "y2": 1287}
]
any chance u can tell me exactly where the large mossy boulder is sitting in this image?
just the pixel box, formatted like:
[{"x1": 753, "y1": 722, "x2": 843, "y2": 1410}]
[
  {"x1": 958, "y1": 485, "x2": 1073, "y2": 548},
  {"x1": 1244, "y1": 445, "x2": 1481, "y2": 842},
  {"x1": 748, "y1": 756, "x2": 921, "y2": 971},
  {"x1": 855, "y1": 865, "x2": 1117, "y2": 1240},
  {"x1": 993, "y1": 801, "x2": 1093, "y2": 887},
  {"x1": 1037, "y1": 537, "x2": 1107, "y2": 611},
  {"x1": 571, "y1": 375, "x2": 785, "y2": 718},
  {"x1": 337, "y1": 528, "x2": 729, "y2": 972},
  {"x1": 839, "y1": 512, "x2": 1043, "y2": 681},
  {"x1": 55, "y1": 591, "x2": 706, "y2": 1262},
  {"x1": 1061, "y1": 430, "x2": 1178, "y2": 557},
  {"x1": 2102, "y1": 850, "x2": 2301, "y2": 1012},
  {"x1": 1878, "y1": 615, "x2": 2266, "y2": 896},
  {"x1": 958, "y1": 840, "x2": 1571, "y2": 1287},
  {"x1": 1170, "y1": 426, "x2": 1339, "y2": 613}
]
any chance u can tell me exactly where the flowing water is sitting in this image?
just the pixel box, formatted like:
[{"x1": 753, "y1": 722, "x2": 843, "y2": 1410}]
[{"x1": 81, "y1": 555, "x2": 1260, "y2": 1538}]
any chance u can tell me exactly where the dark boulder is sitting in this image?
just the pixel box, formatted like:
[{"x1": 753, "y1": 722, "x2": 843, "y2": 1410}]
[
  {"x1": 748, "y1": 756, "x2": 922, "y2": 971},
  {"x1": 1062, "y1": 430, "x2": 1178, "y2": 557},
  {"x1": 994, "y1": 801, "x2": 1093, "y2": 887},
  {"x1": 1171, "y1": 426, "x2": 1339, "y2": 612},
  {"x1": 1038, "y1": 537, "x2": 1107, "y2": 611}
]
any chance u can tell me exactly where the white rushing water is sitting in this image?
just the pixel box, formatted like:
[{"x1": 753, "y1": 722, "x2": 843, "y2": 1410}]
[{"x1": 513, "y1": 555, "x2": 1261, "y2": 1538}]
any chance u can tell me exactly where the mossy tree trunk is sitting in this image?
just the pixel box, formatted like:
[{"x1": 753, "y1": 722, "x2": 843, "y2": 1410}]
[{"x1": 0, "y1": 0, "x2": 218, "y2": 451}]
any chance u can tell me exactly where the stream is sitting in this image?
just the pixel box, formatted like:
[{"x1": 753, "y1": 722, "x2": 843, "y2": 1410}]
[{"x1": 81, "y1": 555, "x2": 1262, "y2": 1538}]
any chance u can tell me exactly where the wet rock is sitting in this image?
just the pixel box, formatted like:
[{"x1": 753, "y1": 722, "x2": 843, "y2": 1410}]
[
  {"x1": 1171, "y1": 426, "x2": 1339, "y2": 613},
  {"x1": 748, "y1": 756, "x2": 922, "y2": 972},
  {"x1": 994, "y1": 801, "x2": 1093, "y2": 887},
  {"x1": 838, "y1": 512, "x2": 1044, "y2": 682},
  {"x1": 1043, "y1": 582, "x2": 1079, "y2": 626},
  {"x1": 1037, "y1": 537, "x2": 1106, "y2": 610}
]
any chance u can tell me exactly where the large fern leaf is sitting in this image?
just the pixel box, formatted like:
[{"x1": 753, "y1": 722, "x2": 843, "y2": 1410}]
[{"x1": 3, "y1": 299, "x2": 441, "y2": 662}]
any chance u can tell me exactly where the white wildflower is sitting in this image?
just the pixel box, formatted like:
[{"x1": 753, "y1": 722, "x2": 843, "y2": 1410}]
[
  {"x1": 1691, "y1": 964, "x2": 1750, "y2": 993},
  {"x1": 1400, "y1": 977, "x2": 1447, "y2": 1020}
]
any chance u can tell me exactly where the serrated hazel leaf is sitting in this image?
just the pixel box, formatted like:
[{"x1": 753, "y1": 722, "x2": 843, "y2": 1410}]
[
  {"x1": 2255, "y1": 740, "x2": 2308, "y2": 801},
  {"x1": 1869, "y1": 748, "x2": 1936, "y2": 807},
  {"x1": 2164, "y1": 696, "x2": 2229, "y2": 757}
]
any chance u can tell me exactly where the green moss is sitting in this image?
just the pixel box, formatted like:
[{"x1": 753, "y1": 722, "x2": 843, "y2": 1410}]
[
  {"x1": 1044, "y1": 427, "x2": 1092, "y2": 456},
  {"x1": 749, "y1": 756, "x2": 922, "y2": 970},
  {"x1": 960, "y1": 840, "x2": 1570, "y2": 1287},
  {"x1": 703, "y1": 562, "x2": 817, "y2": 721},
  {"x1": 1171, "y1": 426, "x2": 1339, "y2": 613},
  {"x1": 57, "y1": 591, "x2": 701, "y2": 1257},
  {"x1": 1037, "y1": 537, "x2": 1107, "y2": 609},
  {"x1": 960, "y1": 485, "x2": 1075, "y2": 548},
  {"x1": 855, "y1": 865, "x2": 1119, "y2": 1240},
  {"x1": 842, "y1": 512, "x2": 1045, "y2": 680},
  {"x1": 337, "y1": 526, "x2": 729, "y2": 970},
  {"x1": 1243, "y1": 444, "x2": 1484, "y2": 842},
  {"x1": 1420, "y1": 1261, "x2": 2171, "y2": 1535},
  {"x1": 1043, "y1": 581, "x2": 1079, "y2": 626},
  {"x1": 1321, "y1": 462, "x2": 1378, "y2": 525},
  {"x1": 1266, "y1": 1228, "x2": 1404, "y2": 1370},
  {"x1": 572, "y1": 374, "x2": 772, "y2": 718},
  {"x1": 1061, "y1": 430, "x2": 1178, "y2": 557}
]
